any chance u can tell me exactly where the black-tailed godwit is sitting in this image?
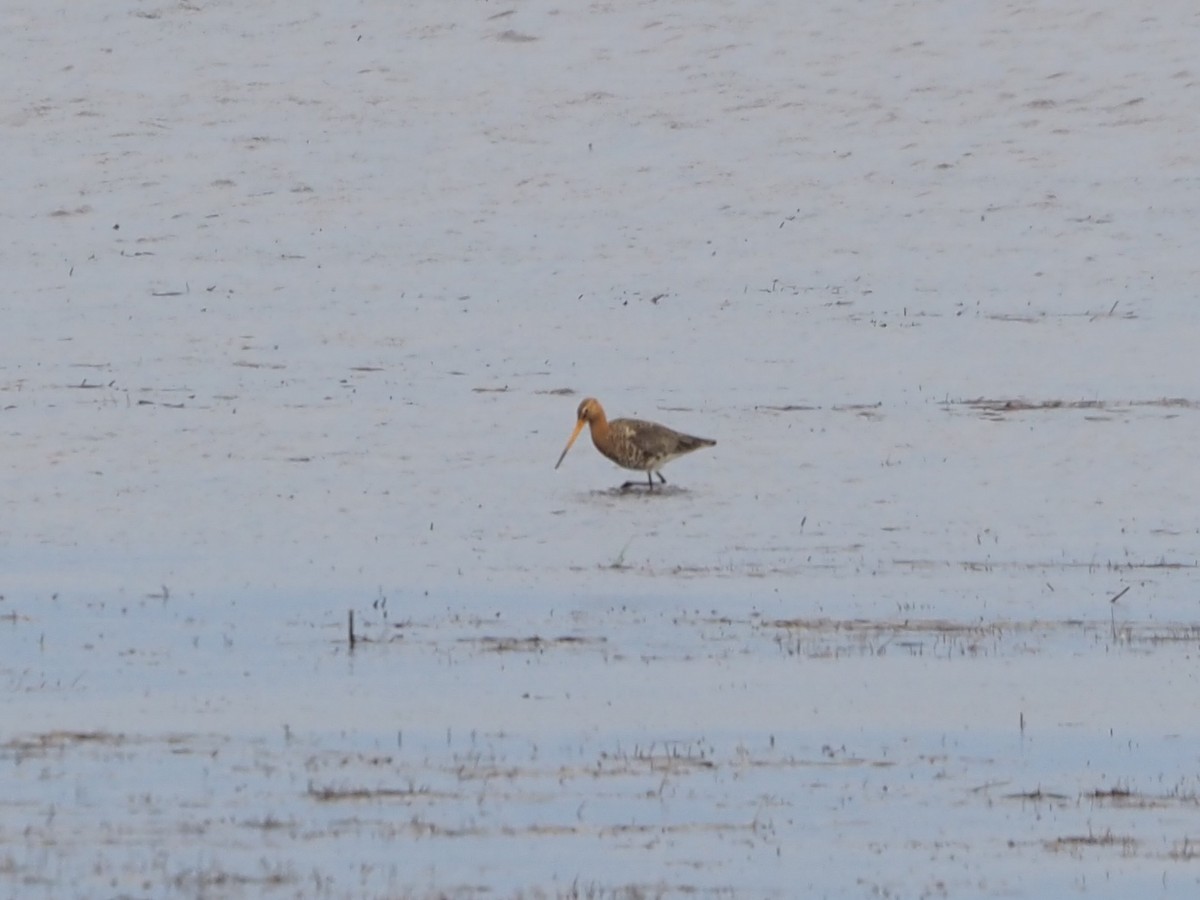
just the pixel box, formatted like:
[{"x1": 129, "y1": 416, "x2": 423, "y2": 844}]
[{"x1": 554, "y1": 397, "x2": 716, "y2": 490}]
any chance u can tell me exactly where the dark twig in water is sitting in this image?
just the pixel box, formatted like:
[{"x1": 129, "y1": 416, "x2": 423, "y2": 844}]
[{"x1": 1109, "y1": 585, "x2": 1130, "y2": 642}]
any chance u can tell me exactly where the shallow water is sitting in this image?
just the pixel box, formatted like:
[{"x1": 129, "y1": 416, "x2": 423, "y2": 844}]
[
  {"x1": 4, "y1": 0, "x2": 1200, "y2": 897},
  {"x1": 6, "y1": 585, "x2": 1200, "y2": 897}
]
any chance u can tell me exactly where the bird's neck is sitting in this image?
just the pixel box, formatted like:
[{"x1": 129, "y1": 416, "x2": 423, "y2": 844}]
[{"x1": 587, "y1": 412, "x2": 610, "y2": 441}]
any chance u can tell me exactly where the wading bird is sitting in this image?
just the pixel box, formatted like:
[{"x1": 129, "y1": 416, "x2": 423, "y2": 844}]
[{"x1": 554, "y1": 397, "x2": 715, "y2": 490}]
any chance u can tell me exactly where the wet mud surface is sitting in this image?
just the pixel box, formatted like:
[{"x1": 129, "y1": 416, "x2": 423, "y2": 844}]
[{"x1": 5, "y1": 0, "x2": 1200, "y2": 896}]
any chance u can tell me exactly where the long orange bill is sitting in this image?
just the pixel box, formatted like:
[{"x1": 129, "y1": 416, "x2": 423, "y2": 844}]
[{"x1": 555, "y1": 419, "x2": 586, "y2": 469}]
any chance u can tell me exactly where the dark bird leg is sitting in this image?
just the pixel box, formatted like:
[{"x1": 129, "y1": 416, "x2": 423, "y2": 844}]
[{"x1": 620, "y1": 471, "x2": 661, "y2": 491}]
